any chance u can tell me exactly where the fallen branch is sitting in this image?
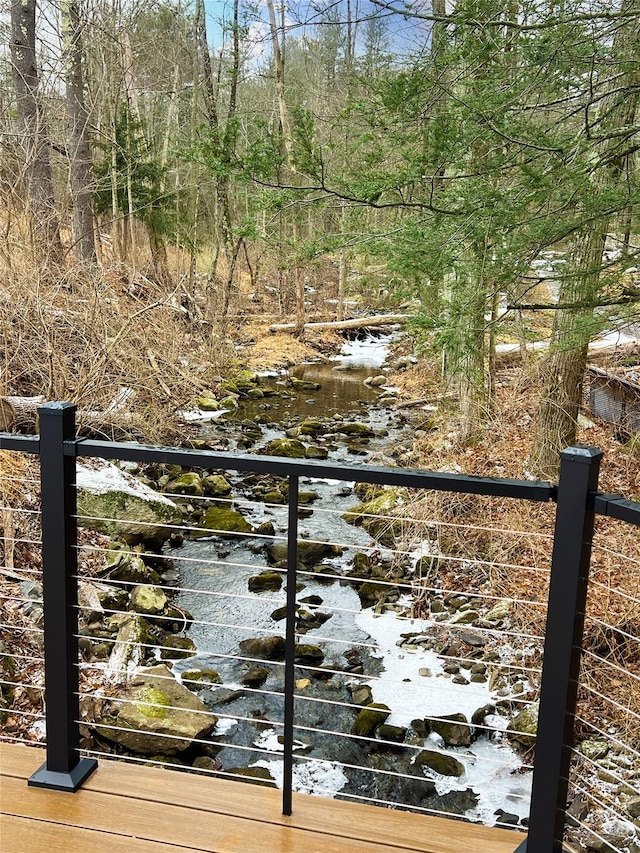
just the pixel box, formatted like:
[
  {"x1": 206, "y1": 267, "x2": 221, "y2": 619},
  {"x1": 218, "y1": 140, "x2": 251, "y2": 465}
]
[{"x1": 269, "y1": 314, "x2": 410, "y2": 333}]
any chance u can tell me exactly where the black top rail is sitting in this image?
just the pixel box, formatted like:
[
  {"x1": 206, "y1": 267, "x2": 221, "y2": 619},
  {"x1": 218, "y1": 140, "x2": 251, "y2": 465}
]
[{"x1": 3, "y1": 403, "x2": 640, "y2": 853}]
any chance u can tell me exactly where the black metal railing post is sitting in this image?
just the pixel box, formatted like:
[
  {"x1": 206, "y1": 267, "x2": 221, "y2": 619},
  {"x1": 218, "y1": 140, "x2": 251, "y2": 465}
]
[
  {"x1": 282, "y1": 474, "x2": 299, "y2": 815},
  {"x1": 28, "y1": 402, "x2": 98, "y2": 791},
  {"x1": 515, "y1": 446, "x2": 602, "y2": 853}
]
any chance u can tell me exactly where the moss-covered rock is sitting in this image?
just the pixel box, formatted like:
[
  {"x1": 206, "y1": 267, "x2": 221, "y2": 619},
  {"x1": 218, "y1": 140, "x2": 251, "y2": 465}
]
[
  {"x1": 413, "y1": 749, "x2": 465, "y2": 777},
  {"x1": 486, "y1": 599, "x2": 512, "y2": 623},
  {"x1": 105, "y1": 614, "x2": 154, "y2": 681},
  {"x1": 342, "y1": 488, "x2": 402, "y2": 544},
  {"x1": 181, "y1": 669, "x2": 222, "y2": 691},
  {"x1": 77, "y1": 461, "x2": 181, "y2": 545},
  {"x1": 378, "y1": 724, "x2": 407, "y2": 744},
  {"x1": 263, "y1": 490, "x2": 287, "y2": 504},
  {"x1": 265, "y1": 438, "x2": 307, "y2": 458},
  {"x1": 429, "y1": 713, "x2": 471, "y2": 747},
  {"x1": 102, "y1": 550, "x2": 160, "y2": 585},
  {"x1": 248, "y1": 571, "x2": 283, "y2": 593},
  {"x1": 291, "y1": 378, "x2": 321, "y2": 391},
  {"x1": 351, "y1": 703, "x2": 391, "y2": 737},
  {"x1": 95, "y1": 663, "x2": 216, "y2": 754},
  {"x1": 193, "y1": 506, "x2": 254, "y2": 538},
  {"x1": 160, "y1": 636, "x2": 197, "y2": 660},
  {"x1": 509, "y1": 703, "x2": 539, "y2": 747},
  {"x1": 357, "y1": 581, "x2": 388, "y2": 609},
  {"x1": 165, "y1": 473, "x2": 203, "y2": 496},
  {"x1": 197, "y1": 397, "x2": 224, "y2": 412},
  {"x1": 96, "y1": 584, "x2": 129, "y2": 611},
  {"x1": 298, "y1": 418, "x2": 325, "y2": 435},
  {"x1": 219, "y1": 395, "x2": 239, "y2": 410},
  {"x1": 130, "y1": 584, "x2": 168, "y2": 616},
  {"x1": 335, "y1": 422, "x2": 375, "y2": 437},
  {"x1": 202, "y1": 475, "x2": 232, "y2": 497},
  {"x1": 304, "y1": 445, "x2": 329, "y2": 460},
  {"x1": 239, "y1": 636, "x2": 286, "y2": 660}
]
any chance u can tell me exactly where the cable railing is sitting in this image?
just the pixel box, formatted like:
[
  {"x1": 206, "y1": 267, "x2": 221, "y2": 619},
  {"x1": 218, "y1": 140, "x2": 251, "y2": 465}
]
[{"x1": 2, "y1": 403, "x2": 640, "y2": 853}]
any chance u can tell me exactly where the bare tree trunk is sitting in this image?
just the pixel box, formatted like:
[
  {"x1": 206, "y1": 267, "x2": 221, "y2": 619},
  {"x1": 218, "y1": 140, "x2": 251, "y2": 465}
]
[
  {"x1": 62, "y1": 0, "x2": 96, "y2": 264},
  {"x1": 265, "y1": 0, "x2": 295, "y2": 167},
  {"x1": 530, "y1": 0, "x2": 640, "y2": 478},
  {"x1": 10, "y1": 0, "x2": 63, "y2": 265}
]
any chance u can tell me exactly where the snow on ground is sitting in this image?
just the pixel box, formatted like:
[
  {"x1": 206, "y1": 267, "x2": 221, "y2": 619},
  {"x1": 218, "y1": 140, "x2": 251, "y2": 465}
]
[
  {"x1": 253, "y1": 755, "x2": 349, "y2": 799},
  {"x1": 76, "y1": 459, "x2": 177, "y2": 506},
  {"x1": 354, "y1": 608, "x2": 532, "y2": 825},
  {"x1": 338, "y1": 335, "x2": 392, "y2": 369}
]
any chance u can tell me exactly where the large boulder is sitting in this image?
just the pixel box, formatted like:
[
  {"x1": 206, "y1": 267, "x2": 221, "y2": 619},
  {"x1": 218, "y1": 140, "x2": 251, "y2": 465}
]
[
  {"x1": 95, "y1": 664, "x2": 216, "y2": 755},
  {"x1": 77, "y1": 461, "x2": 181, "y2": 545}
]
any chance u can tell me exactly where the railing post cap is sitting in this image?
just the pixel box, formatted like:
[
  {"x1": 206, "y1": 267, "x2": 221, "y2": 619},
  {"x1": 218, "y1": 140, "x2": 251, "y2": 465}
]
[
  {"x1": 37, "y1": 401, "x2": 77, "y2": 416},
  {"x1": 560, "y1": 446, "x2": 603, "y2": 464}
]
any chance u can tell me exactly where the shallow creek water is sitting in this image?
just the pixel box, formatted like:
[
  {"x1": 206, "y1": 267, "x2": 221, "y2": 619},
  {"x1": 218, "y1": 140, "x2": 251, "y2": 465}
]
[{"x1": 171, "y1": 333, "x2": 532, "y2": 829}]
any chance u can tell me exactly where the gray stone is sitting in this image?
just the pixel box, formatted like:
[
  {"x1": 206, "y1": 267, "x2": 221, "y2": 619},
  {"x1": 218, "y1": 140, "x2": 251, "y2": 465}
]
[{"x1": 95, "y1": 663, "x2": 216, "y2": 754}]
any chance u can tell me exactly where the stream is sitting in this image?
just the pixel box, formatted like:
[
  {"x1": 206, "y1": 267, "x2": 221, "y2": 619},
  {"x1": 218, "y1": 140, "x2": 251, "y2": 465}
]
[{"x1": 170, "y1": 331, "x2": 532, "y2": 830}]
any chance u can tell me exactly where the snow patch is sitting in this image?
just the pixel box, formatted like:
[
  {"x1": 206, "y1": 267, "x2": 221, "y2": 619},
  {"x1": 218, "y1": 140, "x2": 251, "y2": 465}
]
[{"x1": 76, "y1": 460, "x2": 177, "y2": 508}]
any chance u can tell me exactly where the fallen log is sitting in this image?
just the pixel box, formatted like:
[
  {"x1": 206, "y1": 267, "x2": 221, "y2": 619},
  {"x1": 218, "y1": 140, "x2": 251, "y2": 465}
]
[
  {"x1": 0, "y1": 395, "x2": 147, "y2": 441},
  {"x1": 269, "y1": 314, "x2": 410, "y2": 333},
  {"x1": 0, "y1": 396, "x2": 45, "y2": 431}
]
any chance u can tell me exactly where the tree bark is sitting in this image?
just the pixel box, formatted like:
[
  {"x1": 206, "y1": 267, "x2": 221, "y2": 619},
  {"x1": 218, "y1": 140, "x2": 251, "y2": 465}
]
[
  {"x1": 62, "y1": 0, "x2": 96, "y2": 263},
  {"x1": 10, "y1": 0, "x2": 63, "y2": 264},
  {"x1": 530, "y1": 0, "x2": 640, "y2": 478}
]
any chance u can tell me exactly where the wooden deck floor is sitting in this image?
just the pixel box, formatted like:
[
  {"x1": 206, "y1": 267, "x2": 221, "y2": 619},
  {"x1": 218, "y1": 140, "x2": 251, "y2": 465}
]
[{"x1": 0, "y1": 742, "x2": 524, "y2": 853}]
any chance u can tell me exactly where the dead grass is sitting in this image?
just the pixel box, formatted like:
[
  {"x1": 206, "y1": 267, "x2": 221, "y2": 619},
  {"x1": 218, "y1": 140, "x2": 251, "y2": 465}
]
[{"x1": 0, "y1": 265, "x2": 234, "y2": 442}]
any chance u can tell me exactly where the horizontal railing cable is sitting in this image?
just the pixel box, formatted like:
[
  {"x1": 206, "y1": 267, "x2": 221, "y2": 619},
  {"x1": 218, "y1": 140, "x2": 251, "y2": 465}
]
[
  {"x1": 85, "y1": 719, "x2": 283, "y2": 757},
  {"x1": 568, "y1": 750, "x2": 640, "y2": 797},
  {"x1": 579, "y1": 648, "x2": 640, "y2": 686},
  {"x1": 0, "y1": 621, "x2": 43, "y2": 634},
  {"x1": 320, "y1": 785, "x2": 529, "y2": 827},
  {"x1": 573, "y1": 714, "x2": 640, "y2": 761},
  {"x1": 0, "y1": 734, "x2": 46, "y2": 747},
  {"x1": 0, "y1": 505, "x2": 41, "y2": 516},
  {"x1": 72, "y1": 513, "x2": 550, "y2": 578},
  {"x1": 566, "y1": 778, "x2": 635, "y2": 836},
  {"x1": 579, "y1": 682, "x2": 640, "y2": 723}
]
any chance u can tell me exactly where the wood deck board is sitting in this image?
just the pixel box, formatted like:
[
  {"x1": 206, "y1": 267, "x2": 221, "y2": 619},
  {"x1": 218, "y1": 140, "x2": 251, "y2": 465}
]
[
  {"x1": 0, "y1": 743, "x2": 524, "y2": 853},
  {"x1": 1, "y1": 814, "x2": 186, "y2": 853}
]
